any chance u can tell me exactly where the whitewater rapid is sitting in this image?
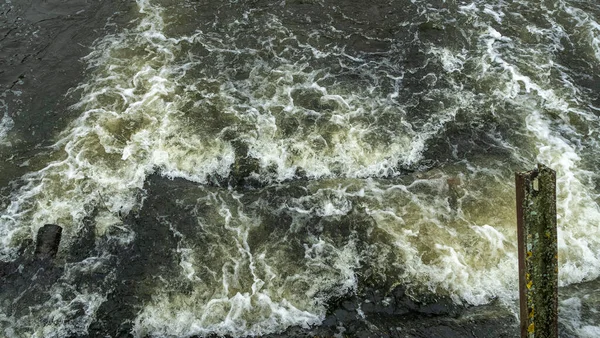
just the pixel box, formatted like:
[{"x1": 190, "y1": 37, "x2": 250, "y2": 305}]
[{"x1": 1, "y1": 0, "x2": 600, "y2": 337}]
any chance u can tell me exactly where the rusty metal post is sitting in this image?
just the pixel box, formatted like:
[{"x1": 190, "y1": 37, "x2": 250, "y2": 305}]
[{"x1": 516, "y1": 164, "x2": 558, "y2": 338}]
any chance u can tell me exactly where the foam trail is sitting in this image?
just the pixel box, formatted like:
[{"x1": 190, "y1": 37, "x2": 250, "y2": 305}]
[
  {"x1": 132, "y1": 189, "x2": 360, "y2": 337},
  {"x1": 476, "y1": 23, "x2": 600, "y2": 285},
  {"x1": 0, "y1": 112, "x2": 13, "y2": 147},
  {"x1": 526, "y1": 111, "x2": 600, "y2": 284},
  {"x1": 0, "y1": 0, "x2": 234, "y2": 336},
  {"x1": 0, "y1": 0, "x2": 235, "y2": 260},
  {"x1": 560, "y1": 297, "x2": 600, "y2": 338},
  {"x1": 559, "y1": 0, "x2": 600, "y2": 63}
]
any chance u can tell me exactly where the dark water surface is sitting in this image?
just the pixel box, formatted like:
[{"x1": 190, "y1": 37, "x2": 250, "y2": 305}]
[{"x1": 2, "y1": 0, "x2": 600, "y2": 337}]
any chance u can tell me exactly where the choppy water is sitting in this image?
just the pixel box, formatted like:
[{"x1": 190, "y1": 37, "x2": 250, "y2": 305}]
[{"x1": 1, "y1": 0, "x2": 600, "y2": 337}]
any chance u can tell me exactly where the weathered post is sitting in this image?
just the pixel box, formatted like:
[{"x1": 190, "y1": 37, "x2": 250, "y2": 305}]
[
  {"x1": 35, "y1": 224, "x2": 63, "y2": 260},
  {"x1": 515, "y1": 164, "x2": 558, "y2": 338}
]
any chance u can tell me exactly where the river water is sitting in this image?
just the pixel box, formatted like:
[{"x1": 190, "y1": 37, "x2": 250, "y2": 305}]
[{"x1": 1, "y1": 0, "x2": 600, "y2": 337}]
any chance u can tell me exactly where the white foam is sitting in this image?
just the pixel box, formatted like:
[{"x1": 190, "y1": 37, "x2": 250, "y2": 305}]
[
  {"x1": 133, "y1": 195, "x2": 359, "y2": 337},
  {"x1": 0, "y1": 256, "x2": 113, "y2": 338},
  {"x1": 0, "y1": 0, "x2": 235, "y2": 260},
  {"x1": 0, "y1": 111, "x2": 13, "y2": 147},
  {"x1": 428, "y1": 47, "x2": 467, "y2": 73},
  {"x1": 560, "y1": 297, "x2": 600, "y2": 338},
  {"x1": 467, "y1": 4, "x2": 600, "y2": 288},
  {"x1": 375, "y1": 8, "x2": 600, "y2": 305},
  {"x1": 363, "y1": 172, "x2": 519, "y2": 306},
  {"x1": 526, "y1": 111, "x2": 600, "y2": 284},
  {"x1": 483, "y1": 4, "x2": 504, "y2": 24},
  {"x1": 472, "y1": 16, "x2": 600, "y2": 287},
  {"x1": 559, "y1": 0, "x2": 600, "y2": 63}
]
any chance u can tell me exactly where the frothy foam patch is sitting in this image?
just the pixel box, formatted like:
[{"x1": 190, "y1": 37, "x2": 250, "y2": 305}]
[
  {"x1": 133, "y1": 188, "x2": 360, "y2": 337},
  {"x1": 474, "y1": 22, "x2": 600, "y2": 285},
  {"x1": 1, "y1": 0, "x2": 464, "y2": 263},
  {"x1": 175, "y1": 15, "x2": 452, "y2": 182},
  {"x1": 0, "y1": 255, "x2": 114, "y2": 338},
  {"x1": 0, "y1": 109, "x2": 13, "y2": 147},
  {"x1": 526, "y1": 111, "x2": 600, "y2": 284},
  {"x1": 559, "y1": 0, "x2": 600, "y2": 64},
  {"x1": 379, "y1": 0, "x2": 600, "y2": 304},
  {"x1": 446, "y1": 2, "x2": 600, "y2": 289},
  {"x1": 0, "y1": 0, "x2": 235, "y2": 260},
  {"x1": 560, "y1": 297, "x2": 600, "y2": 338},
  {"x1": 360, "y1": 166, "x2": 519, "y2": 305}
]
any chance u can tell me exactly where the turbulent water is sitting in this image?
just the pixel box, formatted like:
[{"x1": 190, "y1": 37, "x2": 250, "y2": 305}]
[{"x1": 1, "y1": 0, "x2": 600, "y2": 337}]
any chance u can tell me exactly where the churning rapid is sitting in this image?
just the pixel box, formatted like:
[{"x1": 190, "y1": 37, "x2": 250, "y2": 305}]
[{"x1": 1, "y1": 0, "x2": 600, "y2": 337}]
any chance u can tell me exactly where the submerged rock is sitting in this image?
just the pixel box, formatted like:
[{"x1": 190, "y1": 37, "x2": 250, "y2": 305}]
[{"x1": 34, "y1": 224, "x2": 62, "y2": 259}]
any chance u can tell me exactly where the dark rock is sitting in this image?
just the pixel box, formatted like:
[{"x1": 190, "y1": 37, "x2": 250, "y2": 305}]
[{"x1": 34, "y1": 224, "x2": 62, "y2": 259}]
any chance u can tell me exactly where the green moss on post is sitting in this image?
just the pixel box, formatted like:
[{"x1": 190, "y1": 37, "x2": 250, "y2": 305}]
[{"x1": 516, "y1": 164, "x2": 558, "y2": 338}]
